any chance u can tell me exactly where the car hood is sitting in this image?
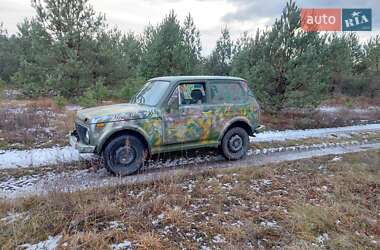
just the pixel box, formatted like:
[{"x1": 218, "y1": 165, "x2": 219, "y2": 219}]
[{"x1": 76, "y1": 103, "x2": 161, "y2": 124}]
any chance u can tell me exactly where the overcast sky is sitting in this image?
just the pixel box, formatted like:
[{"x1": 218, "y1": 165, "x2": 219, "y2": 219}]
[{"x1": 1, "y1": 0, "x2": 379, "y2": 55}]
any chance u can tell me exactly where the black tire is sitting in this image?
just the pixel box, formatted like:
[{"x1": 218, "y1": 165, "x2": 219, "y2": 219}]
[
  {"x1": 103, "y1": 135, "x2": 145, "y2": 176},
  {"x1": 221, "y1": 127, "x2": 249, "y2": 160}
]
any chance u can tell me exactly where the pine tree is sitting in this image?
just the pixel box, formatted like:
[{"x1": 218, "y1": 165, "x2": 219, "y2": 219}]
[
  {"x1": 11, "y1": 18, "x2": 53, "y2": 95},
  {"x1": 30, "y1": 0, "x2": 106, "y2": 96},
  {"x1": 230, "y1": 0, "x2": 330, "y2": 109},
  {"x1": 0, "y1": 23, "x2": 19, "y2": 83},
  {"x1": 183, "y1": 13, "x2": 202, "y2": 74},
  {"x1": 362, "y1": 36, "x2": 380, "y2": 97},
  {"x1": 207, "y1": 27, "x2": 233, "y2": 75},
  {"x1": 140, "y1": 11, "x2": 202, "y2": 78}
]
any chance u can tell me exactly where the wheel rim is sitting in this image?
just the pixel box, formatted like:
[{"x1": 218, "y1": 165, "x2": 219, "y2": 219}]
[
  {"x1": 114, "y1": 146, "x2": 137, "y2": 166},
  {"x1": 228, "y1": 134, "x2": 243, "y2": 152}
]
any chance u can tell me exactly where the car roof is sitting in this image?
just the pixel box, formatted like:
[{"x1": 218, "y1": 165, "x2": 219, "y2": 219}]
[{"x1": 150, "y1": 75, "x2": 246, "y2": 83}]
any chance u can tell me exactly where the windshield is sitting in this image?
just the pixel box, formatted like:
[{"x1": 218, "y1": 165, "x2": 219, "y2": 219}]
[{"x1": 132, "y1": 81, "x2": 170, "y2": 106}]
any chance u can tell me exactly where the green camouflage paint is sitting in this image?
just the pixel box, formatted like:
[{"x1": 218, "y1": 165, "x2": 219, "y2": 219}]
[{"x1": 72, "y1": 76, "x2": 261, "y2": 155}]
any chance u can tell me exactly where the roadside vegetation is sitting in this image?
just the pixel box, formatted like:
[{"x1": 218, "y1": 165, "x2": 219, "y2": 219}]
[
  {"x1": 0, "y1": 98, "x2": 76, "y2": 149},
  {"x1": 0, "y1": 0, "x2": 379, "y2": 111},
  {"x1": 0, "y1": 150, "x2": 379, "y2": 249}
]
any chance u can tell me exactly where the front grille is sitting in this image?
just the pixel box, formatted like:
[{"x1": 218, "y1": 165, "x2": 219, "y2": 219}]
[{"x1": 75, "y1": 123, "x2": 88, "y2": 143}]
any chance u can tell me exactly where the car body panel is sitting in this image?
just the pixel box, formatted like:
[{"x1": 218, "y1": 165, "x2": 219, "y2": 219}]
[
  {"x1": 76, "y1": 103, "x2": 161, "y2": 124},
  {"x1": 70, "y1": 76, "x2": 261, "y2": 155}
]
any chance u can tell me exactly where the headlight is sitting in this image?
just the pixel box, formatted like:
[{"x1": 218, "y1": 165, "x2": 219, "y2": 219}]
[
  {"x1": 85, "y1": 130, "x2": 90, "y2": 143},
  {"x1": 257, "y1": 106, "x2": 261, "y2": 123},
  {"x1": 96, "y1": 123, "x2": 106, "y2": 129}
]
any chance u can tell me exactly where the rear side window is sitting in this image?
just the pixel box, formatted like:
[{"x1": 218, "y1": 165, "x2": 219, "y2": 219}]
[
  {"x1": 241, "y1": 81, "x2": 255, "y2": 98},
  {"x1": 179, "y1": 83, "x2": 206, "y2": 105},
  {"x1": 209, "y1": 82, "x2": 246, "y2": 104}
]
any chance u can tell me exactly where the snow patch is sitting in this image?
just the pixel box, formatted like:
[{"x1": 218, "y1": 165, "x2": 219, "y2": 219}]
[
  {"x1": 108, "y1": 220, "x2": 126, "y2": 230},
  {"x1": 261, "y1": 179, "x2": 272, "y2": 187},
  {"x1": 318, "y1": 106, "x2": 380, "y2": 113},
  {"x1": 0, "y1": 212, "x2": 28, "y2": 224},
  {"x1": 212, "y1": 234, "x2": 226, "y2": 244},
  {"x1": 260, "y1": 220, "x2": 279, "y2": 228},
  {"x1": 252, "y1": 123, "x2": 380, "y2": 142},
  {"x1": 315, "y1": 233, "x2": 329, "y2": 247},
  {"x1": 20, "y1": 235, "x2": 62, "y2": 250},
  {"x1": 201, "y1": 246, "x2": 211, "y2": 250},
  {"x1": 0, "y1": 146, "x2": 93, "y2": 169},
  {"x1": 331, "y1": 156, "x2": 342, "y2": 162},
  {"x1": 111, "y1": 240, "x2": 132, "y2": 250},
  {"x1": 65, "y1": 104, "x2": 82, "y2": 111}
]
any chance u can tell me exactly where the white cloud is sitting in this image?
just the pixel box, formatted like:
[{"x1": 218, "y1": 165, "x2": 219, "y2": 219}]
[{"x1": 0, "y1": 0, "x2": 34, "y2": 35}]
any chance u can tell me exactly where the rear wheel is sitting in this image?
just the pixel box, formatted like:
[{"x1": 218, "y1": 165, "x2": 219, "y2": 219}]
[
  {"x1": 221, "y1": 127, "x2": 249, "y2": 160},
  {"x1": 103, "y1": 135, "x2": 145, "y2": 176}
]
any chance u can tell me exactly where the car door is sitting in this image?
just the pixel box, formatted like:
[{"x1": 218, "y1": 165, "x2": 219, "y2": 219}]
[
  {"x1": 207, "y1": 80, "x2": 249, "y2": 141},
  {"x1": 163, "y1": 82, "x2": 213, "y2": 145}
]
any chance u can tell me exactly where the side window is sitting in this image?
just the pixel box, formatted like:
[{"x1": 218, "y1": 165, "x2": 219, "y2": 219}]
[
  {"x1": 240, "y1": 81, "x2": 254, "y2": 98},
  {"x1": 167, "y1": 87, "x2": 179, "y2": 109},
  {"x1": 209, "y1": 82, "x2": 246, "y2": 104},
  {"x1": 179, "y1": 83, "x2": 206, "y2": 105}
]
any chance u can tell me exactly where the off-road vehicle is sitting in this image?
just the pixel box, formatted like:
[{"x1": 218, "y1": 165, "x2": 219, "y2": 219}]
[{"x1": 70, "y1": 76, "x2": 263, "y2": 176}]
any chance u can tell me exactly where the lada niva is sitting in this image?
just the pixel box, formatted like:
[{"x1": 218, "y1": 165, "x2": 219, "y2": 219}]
[{"x1": 70, "y1": 76, "x2": 263, "y2": 176}]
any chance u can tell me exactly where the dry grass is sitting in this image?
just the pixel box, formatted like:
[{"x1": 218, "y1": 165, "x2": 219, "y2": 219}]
[
  {"x1": 262, "y1": 109, "x2": 380, "y2": 130},
  {"x1": 0, "y1": 98, "x2": 75, "y2": 149},
  {"x1": 0, "y1": 150, "x2": 379, "y2": 249},
  {"x1": 262, "y1": 96, "x2": 380, "y2": 130}
]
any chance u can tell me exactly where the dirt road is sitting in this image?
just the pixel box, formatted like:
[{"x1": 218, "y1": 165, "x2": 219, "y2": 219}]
[
  {"x1": 1, "y1": 139, "x2": 379, "y2": 199},
  {"x1": 1, "y1": 123, "x2": 380, "y2": 169}
]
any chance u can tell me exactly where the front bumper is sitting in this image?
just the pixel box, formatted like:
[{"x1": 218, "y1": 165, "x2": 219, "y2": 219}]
[
  {"x1": 255, "y1": 125, "x2": 266, "y2": 133},
  {"x1": 69, "y1": 131, "x2": 96, "y2": 153}
]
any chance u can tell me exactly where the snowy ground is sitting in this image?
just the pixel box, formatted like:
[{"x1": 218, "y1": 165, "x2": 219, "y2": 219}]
[
  {"x1": 317, "y1": 106, "x2": 380, "y2": 113},
  {"x1": 0, "y1": 123, "x2": 379, "y2": 170},
  {"x1": 17, "y1": 235, "x2": 132, "y2": 250},
  {"x1": 1, "y1": 141, "x2": 379, "y2": 199},
  {"x1": 20, "y1": 235, "x2": 62, "y2": 250},
  {"x1": 0, "y1": 147, "x2": 93, "y2": 170},
  {"x1": 0, "y1": 123, "x2": 379, "y2": 198},
  {"x1": 252, "y1": 123, "x2": 380, "y2": 142}
]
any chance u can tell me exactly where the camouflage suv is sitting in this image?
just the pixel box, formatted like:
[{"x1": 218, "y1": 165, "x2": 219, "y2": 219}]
[{"x1": 70, "y1": 76, "x2": 263, "y2": 176}]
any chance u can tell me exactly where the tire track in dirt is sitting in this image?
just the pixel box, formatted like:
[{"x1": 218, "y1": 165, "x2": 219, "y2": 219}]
[{"x1": 1, "y1": 141, "x2": 379, "y2": 199}]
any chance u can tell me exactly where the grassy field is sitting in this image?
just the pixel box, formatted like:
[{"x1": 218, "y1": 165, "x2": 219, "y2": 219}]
[{"x1": 0, "y1": 150, "x2": 379, "y2": 249}]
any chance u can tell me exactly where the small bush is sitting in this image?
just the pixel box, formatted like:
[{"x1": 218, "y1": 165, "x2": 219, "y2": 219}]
[
  {"x1": 116, "y1": 77, "x2": 146, "y2": 101},
  {"x1": 53, "y1": 95, "x2": 67, "y2": 109},
  {"x1": 93, "y1": 80, "x2": 109, "y2": 102},
  {"x1": 0, "y1": 78, "x2": 6, "y2": 97},
  {"x1": 79, "y1": 80, "x2": 109, "y2": 107},
  {"x1": 0, "y1": 78, "x2": 5, "y2": 89},
  {"x1": 294, "y1": 117, "x2": 317, "y2": 129},
  {"x1": 78, "y1": 90, "x2": 97, "y2": 108},
  {"x1": 344, "y1": 98, "x2": 353, "y2": 108}
]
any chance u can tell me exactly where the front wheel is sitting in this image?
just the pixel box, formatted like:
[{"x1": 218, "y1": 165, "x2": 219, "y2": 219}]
[
  {"x1": 103, "y1": 135, "x2": 145, "y2": 176},
  {"x1": 221, "y1": 127, "x2": 249, "y2": 160}
]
